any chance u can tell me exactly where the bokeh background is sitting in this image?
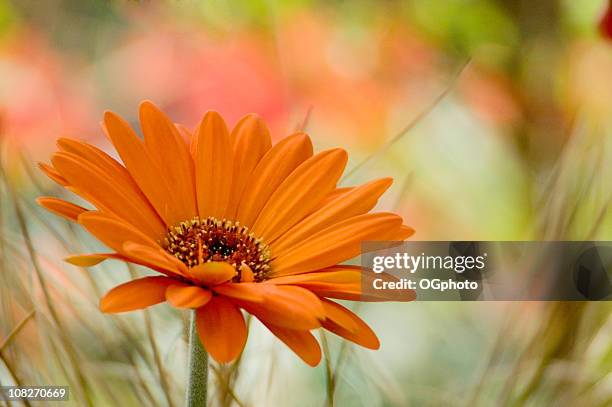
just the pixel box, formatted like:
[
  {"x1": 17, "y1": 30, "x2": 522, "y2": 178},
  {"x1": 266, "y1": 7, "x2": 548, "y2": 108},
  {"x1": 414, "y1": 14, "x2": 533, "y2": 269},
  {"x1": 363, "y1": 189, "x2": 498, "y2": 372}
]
[{"x1": 1, "y1": 1, "x2": 611, "y2": 406}]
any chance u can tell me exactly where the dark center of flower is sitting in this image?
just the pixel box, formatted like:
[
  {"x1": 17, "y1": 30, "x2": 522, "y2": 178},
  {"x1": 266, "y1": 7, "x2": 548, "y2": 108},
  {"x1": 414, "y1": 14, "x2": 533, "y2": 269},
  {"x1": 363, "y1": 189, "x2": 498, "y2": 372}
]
[{"x1": 162, "y1": 217, "x2": 271, "y2": 281}]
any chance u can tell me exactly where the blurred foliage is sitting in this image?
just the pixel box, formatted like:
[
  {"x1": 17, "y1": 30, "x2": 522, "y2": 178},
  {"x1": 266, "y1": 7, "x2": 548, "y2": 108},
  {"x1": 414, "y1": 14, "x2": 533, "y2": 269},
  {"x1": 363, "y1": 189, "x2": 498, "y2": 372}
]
[{"x1": 407, "y1": 0, "x2": 518, "y2": 64}]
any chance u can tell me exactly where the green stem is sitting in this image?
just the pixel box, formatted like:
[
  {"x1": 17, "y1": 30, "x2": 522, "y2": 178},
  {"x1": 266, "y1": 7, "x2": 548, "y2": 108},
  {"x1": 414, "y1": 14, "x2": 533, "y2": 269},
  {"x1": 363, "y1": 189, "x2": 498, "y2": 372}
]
[{"x1": 186, "y1": 311, "x2": 208, "y2": 407}]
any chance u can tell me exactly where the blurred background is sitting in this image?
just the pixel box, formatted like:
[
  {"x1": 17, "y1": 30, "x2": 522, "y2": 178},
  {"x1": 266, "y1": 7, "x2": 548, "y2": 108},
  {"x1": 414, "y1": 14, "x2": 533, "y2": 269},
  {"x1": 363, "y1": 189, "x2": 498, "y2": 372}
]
[{"x1": 0, "y1": 1, "x2": 611, "y2": 406}]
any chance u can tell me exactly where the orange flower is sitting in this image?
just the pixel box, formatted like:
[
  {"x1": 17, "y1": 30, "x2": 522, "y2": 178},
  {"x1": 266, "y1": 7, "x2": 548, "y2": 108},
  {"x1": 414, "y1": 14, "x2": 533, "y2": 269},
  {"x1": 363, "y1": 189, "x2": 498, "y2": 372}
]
[{"x1": 38, "y1": 101, "x2": 414, "y2": 366}]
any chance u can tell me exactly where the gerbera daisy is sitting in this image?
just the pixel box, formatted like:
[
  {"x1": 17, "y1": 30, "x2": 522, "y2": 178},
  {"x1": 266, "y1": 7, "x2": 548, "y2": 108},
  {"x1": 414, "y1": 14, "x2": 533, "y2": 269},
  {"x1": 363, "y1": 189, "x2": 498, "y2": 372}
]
[{"x1": 37, "y1": 101, "x2": 415, "y2": 367}]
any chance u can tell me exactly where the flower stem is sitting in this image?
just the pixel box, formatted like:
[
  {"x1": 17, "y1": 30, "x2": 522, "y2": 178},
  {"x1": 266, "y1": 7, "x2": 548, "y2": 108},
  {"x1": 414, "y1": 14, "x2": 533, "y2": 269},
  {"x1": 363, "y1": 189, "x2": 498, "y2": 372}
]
[{"x1": 186, "y1": 311, "x2": 208, "y2": 407}]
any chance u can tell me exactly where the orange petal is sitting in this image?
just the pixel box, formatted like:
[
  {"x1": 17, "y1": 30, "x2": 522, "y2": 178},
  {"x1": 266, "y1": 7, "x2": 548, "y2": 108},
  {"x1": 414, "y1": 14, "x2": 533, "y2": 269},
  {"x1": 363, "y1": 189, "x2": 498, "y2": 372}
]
[
  {"x1": 274, "y1": 266, "x2": 416, "y2": 302},
  {"x1": 226, "y1": 114, "x2": 272, "y2": 219},
  {"x1": 193, "y1": 111, "x2": 233, "y2": 219},
  {"x1": 122, "y1": 242, "x2": 188, "y2": 276},
  {"x1": 320, "y1": 298, "x2": 359, "y2": 333},
  {"x1": 271, "y1": 178, "x2": 393, "y2": 254},
  {"x1": 252, "y1": 148, "x2": 348, "y2": 242},
  {"x1": 56, "y1": 137, "x2": 167, "y2": 237},
  {"x1": 303, "y1": 282, "x2": 415, "y2": 302},
  {"x1": 189, "y1": 261, "x2": 237, "y2": 286},
  {"x1": 103, "y1": 111, "x2": 184, "y2": 226},
  {"x1": 262, "y1": 323, "x2": 321, "y2": 366},
  {"x1": 390, "y1": 225, "x2": 415, "y2": 240},
  {"x1": 52, "y1": 151, "x2": 165, "y2": 239},
  {"x1": 189, "y1": 122, "x2": 200, "y2": 158},
  {"x1": 140, "y1": 101, "x2": 197, "y2": 219},
  {"x1": 64, "y1": 186, "x2": 107, "y2": 214},
  {"x1": 234, "y1": 285, "x2": 324, "y2": 330},
  {"x1": 239, "y1": 264, "x2": 255, "y2": 282},
  {"x1": 175, "y1": 123, "x2": 192, "y2": 144},
  {"x1": 196, "y1": 296, "x2": 247, "y2": 363},
  {"x1": 65, "y1": 253, "x2": 119, "y2": 267},
  {"x1": 270, "y1": 213, "x2": 403, "y2": 277},
  {"x1": 100, "y1": 276, "x2": 175, "y2": 313},
  {"x1": 320, "y1": 299, "x2": 380, "y2": 349},
  {"x1": 311, "y1": 187, "x2": 354, "y2": 212},
  {"x1": 38, "y1": 162, "x2": 69, "y2": 186},
  {"x1": 266, "y1": 267, "x2": 361, "y2": 286},
  {"x1": 166, "y1": 284, "x2": 212, "y2": 308},
  {"x1": 37, "y1": 197, "x2": 88, "y2": 222},
  {"x1": 78, "y1": 211, "x2": 159, "y2": 255},
  {"x1": 235, "y1": 133, "x2": 313, "y2": 227},
  {"x1": 212, "y1": 283, "x2": 265, "y2": 303}
]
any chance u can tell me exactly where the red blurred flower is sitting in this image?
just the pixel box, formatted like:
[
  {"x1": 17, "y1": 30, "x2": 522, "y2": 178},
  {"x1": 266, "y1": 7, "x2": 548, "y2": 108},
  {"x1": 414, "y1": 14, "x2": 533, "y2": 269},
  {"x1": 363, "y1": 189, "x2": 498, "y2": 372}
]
[
  {"x1": 600, "y1": 1, "x2": 612, "y2": 40},
  {"x1": 99, "y1": 19, "x2": 289, "y2": 137},
  {"x1": 0, "y1": 29, "x2": 96, "y2": 159}
]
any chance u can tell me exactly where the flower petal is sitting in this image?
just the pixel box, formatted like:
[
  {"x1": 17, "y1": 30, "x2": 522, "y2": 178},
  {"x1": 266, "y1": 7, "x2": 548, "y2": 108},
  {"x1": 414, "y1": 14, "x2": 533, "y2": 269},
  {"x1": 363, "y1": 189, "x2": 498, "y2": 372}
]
[
  {"x1": 273, "y1": 266, "x2": 416, "y2": 302},
  {"x1": 252, "y1": 148, "x2": 348, "y2": 242},
  {"x1": 52, "y1": 151, "x2": 165, "y2": 238},
  {"x1": 212, "y1": 282, "x2": 265, "y2": 303},
  {"x1": 271, "y1": 178, "x2": 393, "y2": 253},
  {"x1": 103, "y1": 111, "x2": 184, "y2": 227},
  {"x1": 122, "y1": 242, "x2": 188, "y2": 276},
  {"x1": 320, "y1": 299, "x2": 380, "y2": 349},
  {"x1": 78, "y1": 211, "x2": 159, "y2": 255},
  {"x1": 235, "y1": 133, "x2": 313, "y2": 227},
  {"x1": 140, "y1": 101, "x2": 197, "y2": 219},
  {"x1": 196, "y1": 296, "x2": 247, "y2": 363},
  {"x1": 390, "y1": 225, "x2": 415, "y2": 240},
  {"x1": 270, "y1": 213, "x2": 403, "y2": 277},
  {"x1": 38, "y1": 162, "x2": 69, "y2": 186},
  {"x1": 193, "y1": 111, "x2": 233, "y2": 219},
  {"x1": 56, "y1": 137, "x2": 167, "y2": 236},
  {"x1": 266, "y1": 267, "x2": 361, "y2": 285},
  {"x1": 189, "y1": 261, "x2": 237, "y2": 286},
  {"x1": 166, "y1": 284, "x2": 212, "y2": 309},
  {"x1": 311, "y1": 187, "x2": 354, "y2": 212},
  {"x1": 226, "y1": 114, "x2": 272, "y2": 219},
  {"x1": 37, "y1": 197, "x2": 88, "y2": 222},
  {"x1": 239, "y1": 264, "x2": 255, "y2": 282},
  {"x1": 175, "y1": 123, "x2": 192, "y2": 144},
  {"x1": 65, "y1": 253, "x2": 119, "y2": 267},
  {"x1": 320, "y1": 298, "x2": 359, "y2": 333},
  {"x1": 262, "y1": 323, "x2": 321, "y2": 366},
  {"x1": 233, "y1": 285, "x2": 324, "y2": 330},
  {"x1": 100, "y1": 276, "x2": 174, "y2": 313}
]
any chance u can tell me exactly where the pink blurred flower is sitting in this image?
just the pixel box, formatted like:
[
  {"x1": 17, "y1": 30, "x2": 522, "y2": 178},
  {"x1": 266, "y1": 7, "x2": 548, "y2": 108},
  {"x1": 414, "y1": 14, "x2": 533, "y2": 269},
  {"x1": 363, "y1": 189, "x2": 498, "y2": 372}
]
[
  {"x1": 97, "y1": 17, "x2": 289, "y2": 136},
  {"x1": 0, "y1": 29, "x2": 96, "y2": 159}
]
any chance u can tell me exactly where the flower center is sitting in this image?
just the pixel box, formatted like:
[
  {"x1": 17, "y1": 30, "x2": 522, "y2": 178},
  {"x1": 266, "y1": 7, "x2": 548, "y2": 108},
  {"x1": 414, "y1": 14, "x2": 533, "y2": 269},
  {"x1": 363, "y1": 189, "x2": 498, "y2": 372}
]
[{"x1": 162, "y1": 217, "x2": 271, "y2": 281}]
